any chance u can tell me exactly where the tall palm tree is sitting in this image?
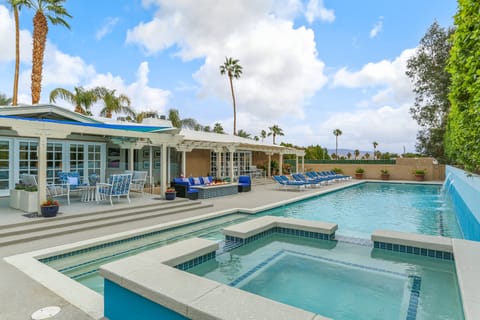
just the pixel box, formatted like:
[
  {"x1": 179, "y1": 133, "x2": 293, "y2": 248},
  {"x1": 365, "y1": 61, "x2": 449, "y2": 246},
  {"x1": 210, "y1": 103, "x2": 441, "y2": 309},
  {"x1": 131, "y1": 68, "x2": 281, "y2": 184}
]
[
  {"x1": 219, "y1": 57, "x2": 242, "y2": 135},
  {"x1": 213, "y1": 122, "x2": 225, "y2": 134},
  {"x1": 9, "y1": 0, "x2": 31, "y2": 106},
  {"x1": 30, "y1": 0, "x2": 71, "y2": 104},
  {"x1": 354, "y1": 149, "x2": 360, "y2": 160},
  {"x1": 372, "y1": 141, "x2": 378, "y2": 160},
  {"x1": 0, "y1": 93, "x2": 13, "y2": 105},
  {"x1": 98, "y1": 88, "x2": 135, "y2": 119},
  {"x1": 260, "y1": 129, "x2": 267, "y2": 142},
  {"x1": 49, "y1": 86, "x2": 101, "y2": 115},
  {"x1": 268, "y1": 125, "x2": 284, "y2": 145},
  {"x1": 333, "y1": 129, "x2": 342, "y2": 158}
]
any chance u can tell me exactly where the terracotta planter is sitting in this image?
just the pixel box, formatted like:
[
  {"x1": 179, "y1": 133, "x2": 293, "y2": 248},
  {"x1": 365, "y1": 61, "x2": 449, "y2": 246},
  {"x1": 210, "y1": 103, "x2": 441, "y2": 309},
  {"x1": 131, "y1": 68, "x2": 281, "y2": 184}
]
[
  {"x1": 165, "y1": 192, "x2": 176, "y2": 200},
  {"x1": 355, "y1": 173, "x2": 364, "y2": 179},
  {"x1": 415, "y1": 174, "x2": 425, "y2": 181},
  {"x1": 381, "y1": 174, "x2": 390, "y2": 181},
  {"x1": 41, "y1": 205, "x2": 59, "y2": 217}
]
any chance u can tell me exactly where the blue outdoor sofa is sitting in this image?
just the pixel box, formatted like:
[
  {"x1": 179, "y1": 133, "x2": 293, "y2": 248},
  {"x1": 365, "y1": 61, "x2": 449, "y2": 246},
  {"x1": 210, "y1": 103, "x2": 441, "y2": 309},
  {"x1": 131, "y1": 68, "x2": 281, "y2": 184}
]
[{"x1": 171, "y1": 176, "x2": 214, "y2": 200}]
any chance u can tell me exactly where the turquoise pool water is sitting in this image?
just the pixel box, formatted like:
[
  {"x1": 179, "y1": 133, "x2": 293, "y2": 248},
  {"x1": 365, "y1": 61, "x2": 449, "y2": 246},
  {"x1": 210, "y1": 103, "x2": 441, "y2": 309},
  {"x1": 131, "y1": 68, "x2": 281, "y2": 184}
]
[
  {"x1": 43, "y1": 182, "x2": 463, "y2": 296},
  {"x1": 188, "y1": 235, "x2": 464, "y2": 320},
  {"x1": 259, "y1": 182, "x2": 462, "y2": 239}
]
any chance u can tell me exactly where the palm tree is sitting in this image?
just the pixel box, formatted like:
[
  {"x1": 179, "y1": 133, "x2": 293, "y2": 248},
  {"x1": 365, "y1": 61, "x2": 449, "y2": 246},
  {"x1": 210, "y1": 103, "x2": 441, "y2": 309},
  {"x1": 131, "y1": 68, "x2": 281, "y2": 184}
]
[
  {"x1": 49, "y1": 86, "x2": 101, "y2": 115},
  {"x1": 9, "y1": 0, "x2": 31, "y2": 106},
  {"x1": 365, "y1": 152, "x2": 370, "y2": 160},
  {"x1": 237, "y1": 129, "x2": 251, "y2": 139},
  {"x1": 253, "y1": 136, "x2": 259, "y2": 141},
  {"x1": 260, "y1": 129, "x2": 267, "y2": 142},
  {"x1": 268, "y1": 125, "x2": 284, "y2": 145},
  {"x1": 372, "y1": 141, "x2": 378, "y2": 160},
  {"x1": 354, "y1": 149, "x2": 360, "y2": 160},
  {"x1": 30, "y1": 0, "x2": 71, "y2": 104},
  {"x1": 347, "y1": 152, "x2": 352, "y2": 159},
  {"x1": 213, "y1": 122, "x2": 224, "y2": 134},
  {"x1": 333, "y1": 129, "x2": 342, "y2": 158},
  {"x1": 98, "y1": 88, "x2": 135, "y2": 119},
  {"x1": 0, "y1": 93, "x2": 13, "y2": 105},
  {"x1": 167, "y1": 108, "x2": 200, "y2": 129},
  {"x1": 219, "y1": 57, "x2": 242, "y2": 135},
  {"x1": 134, "y1": 111, "x2": 159, "y2": 123}
]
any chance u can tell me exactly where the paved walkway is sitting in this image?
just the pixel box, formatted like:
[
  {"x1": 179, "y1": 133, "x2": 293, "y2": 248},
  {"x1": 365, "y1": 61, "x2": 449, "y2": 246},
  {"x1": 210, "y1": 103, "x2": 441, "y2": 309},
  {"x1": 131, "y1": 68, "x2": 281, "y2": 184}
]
[{"x1": 0, "y1": 180, "x2": 359, "y2": 320}]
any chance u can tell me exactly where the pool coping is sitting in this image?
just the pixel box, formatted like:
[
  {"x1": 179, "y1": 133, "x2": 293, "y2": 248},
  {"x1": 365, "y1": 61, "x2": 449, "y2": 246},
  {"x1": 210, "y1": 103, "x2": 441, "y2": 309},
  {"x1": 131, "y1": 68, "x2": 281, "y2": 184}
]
[{"x1": 5, "y1": 180, "x2": 473, "y2": 320}]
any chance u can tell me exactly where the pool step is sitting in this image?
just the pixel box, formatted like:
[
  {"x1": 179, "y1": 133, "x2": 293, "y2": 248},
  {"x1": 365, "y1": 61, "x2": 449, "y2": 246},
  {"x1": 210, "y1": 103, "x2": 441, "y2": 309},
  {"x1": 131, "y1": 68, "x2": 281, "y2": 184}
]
[{"x1": 0, "y1": 200, "x2": 213, "y2": 247}]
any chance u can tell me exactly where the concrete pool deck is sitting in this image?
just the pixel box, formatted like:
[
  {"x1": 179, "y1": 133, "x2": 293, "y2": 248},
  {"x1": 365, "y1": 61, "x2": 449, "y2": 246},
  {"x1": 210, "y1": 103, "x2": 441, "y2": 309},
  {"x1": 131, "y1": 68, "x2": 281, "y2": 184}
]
[{"x1": 1, "y1": 179, "x2": 478, "y2": 320}]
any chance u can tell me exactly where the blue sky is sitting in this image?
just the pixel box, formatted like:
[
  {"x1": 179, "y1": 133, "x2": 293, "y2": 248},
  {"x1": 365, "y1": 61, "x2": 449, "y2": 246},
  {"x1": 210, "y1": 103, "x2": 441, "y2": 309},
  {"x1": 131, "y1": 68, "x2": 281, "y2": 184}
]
[{"x1": 0, "y1": 0, "x2": 457, "y2": 153}]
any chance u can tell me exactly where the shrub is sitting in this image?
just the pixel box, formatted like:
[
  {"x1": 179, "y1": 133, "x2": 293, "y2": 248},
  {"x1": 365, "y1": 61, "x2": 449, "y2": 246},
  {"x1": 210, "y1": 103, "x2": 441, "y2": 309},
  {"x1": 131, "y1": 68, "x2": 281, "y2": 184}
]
[{"x1": 355, "y1": 168, "x2": 365, "y2": 173}]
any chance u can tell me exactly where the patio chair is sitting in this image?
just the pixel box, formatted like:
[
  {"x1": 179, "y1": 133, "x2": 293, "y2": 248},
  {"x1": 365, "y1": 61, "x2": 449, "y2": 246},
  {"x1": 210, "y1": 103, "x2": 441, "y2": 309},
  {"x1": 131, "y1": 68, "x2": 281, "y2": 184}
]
[
  {"x1": 97, "y1": 173, "x2": 132, "y2": 205},
  {"x1": 126, "y1": 170, "x2": 148, "y2": 195},
  {"x1": 238, "y1": 175, "x2": 251, "y2": 192},
  {"x1": 20, "y1": 173, "x2": 71, "y2": 205},
  {"x1": 292, "y1": 173, "x2": 322, "y2": 188},
  {"x1": 273, "y1": 175, "x2": 306, "y2": 191}
]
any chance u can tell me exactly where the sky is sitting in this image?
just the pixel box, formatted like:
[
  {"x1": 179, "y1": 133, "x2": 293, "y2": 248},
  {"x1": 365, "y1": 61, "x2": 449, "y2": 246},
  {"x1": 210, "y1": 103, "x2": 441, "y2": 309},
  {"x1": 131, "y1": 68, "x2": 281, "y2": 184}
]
[{"x1": 0, "y1": 0, "x2": 457, "y2": 153}]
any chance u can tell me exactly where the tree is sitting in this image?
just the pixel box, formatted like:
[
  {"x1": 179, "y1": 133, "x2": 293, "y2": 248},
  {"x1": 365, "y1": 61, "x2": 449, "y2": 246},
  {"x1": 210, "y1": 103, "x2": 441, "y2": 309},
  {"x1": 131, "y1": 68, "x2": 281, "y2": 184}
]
[
  {"x1": 253, "y1": 136, "x2": 259, "y2": 141},
  {"x1": 98, "y1": 88, "x2": 135, "y2": 119},
  {"x1": 219, "y1": 57, "x2": 242, "y2": 135},
  {"x1": 167, "y1": 108, "x2": 200, "y2": 130},
  {"x1": 49, "y1": 86, "x2": 101, "y2": 115},
  {"x1": 268, "y1": 124, "x2": 284, "y2": 145},
  {"x1": 354, "y1": 149, "x2": 360, "y2": 160},
  {"x1": 134, "y1": 111, "x2": 159, "y2": 123},
  {"x1": 237, "y1": 129, "x2": 251, "y2": 139},
  {"x1": 305, "y1": 145, "x2": 330, "y2": 160},
  {"x1": 260, "y1": 129, "x2": 267, "y2": 142},
  {"x1": 372, "y1": 141, "x2": 378, "y2": 160},
  {"x1": 203, "y1": 125, "x2": 211, "y2": 132},
  {"x1": 364, "y1": 153, "x2": 370, "y2": 160},
  {"x1": 30, "y1": 0, "x2": 72, "y2": 104},
  {"x1": 333, "y1": 129, "x2": 342, "y2": 158},
  {"x1": 0, "y1": 93, "x2": 13, "y2": 105},
  {"x1": 445, "y1": 0, "x2": 480, "y2": 172},
  {"x1": 213, "y1": 122, "x2": 224, "y2": 134},
  {"x1": 9, "y1": 0, "x2": 31, "y2": 106},
  {"x1": 406, "y1": 21, "x2": 454, "y2": 162},
  {"x1": 347, "y1": 152, "x2": 352, "y2": 160}
]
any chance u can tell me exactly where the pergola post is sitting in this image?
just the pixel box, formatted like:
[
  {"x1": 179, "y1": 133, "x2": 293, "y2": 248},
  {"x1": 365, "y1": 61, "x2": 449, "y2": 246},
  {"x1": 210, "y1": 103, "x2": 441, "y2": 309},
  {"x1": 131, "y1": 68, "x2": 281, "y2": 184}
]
[
  {"x1": 267, "y1": 153, "x2": 272, "y2": 177},
  {"x1": 129, "y1": 147, "x2": 134, "y2": 171},
  {"x1": 302, "y1": 155, "x2": 305, "y2": 172},
  {"x1": 295, "y1": 156, "x2": 299, "y2": 173},
  {"x1": 161, "y1": 144, "x2": 167, "y2": 197},
  {"x1": 181, "y1": 151, "x2": 186, "y2": 177},
  {"x1": 37, "y1": 134, "x2": 47, "y2": 214},
  {"x1": 279, "y1": 153, "x2": 283, "y2": 175}
]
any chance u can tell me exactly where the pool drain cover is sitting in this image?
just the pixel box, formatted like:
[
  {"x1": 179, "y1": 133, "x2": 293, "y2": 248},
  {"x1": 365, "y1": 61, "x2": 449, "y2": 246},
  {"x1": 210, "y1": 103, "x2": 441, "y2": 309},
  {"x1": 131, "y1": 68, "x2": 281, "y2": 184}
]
[{"x1": 31, "y1": 306, "x2": 61, "y2": 319}]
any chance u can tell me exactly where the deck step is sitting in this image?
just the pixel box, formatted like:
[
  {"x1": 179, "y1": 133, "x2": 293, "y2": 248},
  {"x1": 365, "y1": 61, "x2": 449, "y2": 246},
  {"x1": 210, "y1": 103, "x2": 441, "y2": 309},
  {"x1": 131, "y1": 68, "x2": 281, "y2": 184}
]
[{"x1": 0, "y1": 200, "x2": 213, "y2": 247}]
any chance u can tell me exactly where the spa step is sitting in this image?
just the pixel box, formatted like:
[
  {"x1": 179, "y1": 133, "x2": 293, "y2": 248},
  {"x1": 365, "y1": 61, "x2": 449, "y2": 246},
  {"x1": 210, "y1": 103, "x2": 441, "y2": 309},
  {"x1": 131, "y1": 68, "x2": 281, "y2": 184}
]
[{"x1": 0, "y1": 201, "x2": 213, "y2": 246}]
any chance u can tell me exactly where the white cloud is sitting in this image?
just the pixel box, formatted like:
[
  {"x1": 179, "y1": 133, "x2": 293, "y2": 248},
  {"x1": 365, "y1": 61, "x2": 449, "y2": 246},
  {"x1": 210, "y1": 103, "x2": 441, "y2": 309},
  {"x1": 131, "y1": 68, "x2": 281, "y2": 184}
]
[
  {"x1": 87, "y1": 62, "x2": 171, "y2": 115},
  {"x1": 305, "y1": 0, "x2": 335, "y2": 24},
  {"x1": 0, "y1": 5, "x2": 31, "y2": 63},
  {"x1": 332, "y1": 48, "x2": 416, "y2": 106},
  {"x1": 369, "y1": 16, "x2": 383, "y2": 38},
  {"x1": 126, "y1": 1, "x2": 328, "y2": 121},
  {"x1": 314, "y1": 104, "x2": 419, "y2": 152},
  {"x1": 96, "y1": 17, "x2": 120, "y2": 40}
]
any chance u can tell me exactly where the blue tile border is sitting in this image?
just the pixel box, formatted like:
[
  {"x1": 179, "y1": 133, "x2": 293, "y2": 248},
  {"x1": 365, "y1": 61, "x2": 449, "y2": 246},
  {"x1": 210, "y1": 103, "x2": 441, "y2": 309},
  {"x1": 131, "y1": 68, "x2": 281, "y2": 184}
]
[
  {"x1": 373, "y1": 241, "x2": 454, "y2": 261},
  {"x1": 227, "y1": 248, "x2": 422, "y2": 320},
  {"x1": 225, "y1": 226, "x2": 334, "y2": 249},
  {"x1": 174, "y1": 251, "x2": 216, "y2": 271}
]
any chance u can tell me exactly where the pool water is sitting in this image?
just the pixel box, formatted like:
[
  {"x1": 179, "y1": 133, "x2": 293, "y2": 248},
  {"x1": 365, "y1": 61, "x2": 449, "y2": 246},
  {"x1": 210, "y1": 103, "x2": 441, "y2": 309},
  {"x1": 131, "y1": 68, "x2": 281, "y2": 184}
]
[
  {"x1": 260, "y1": 182, "x2": 462, "y2": 239},
  {"x1": 188, "y1": 235, "x2": 464, "y2": 320},
  {"x1": 43, "y1": 182, "x2": 463, "y2": 296}
]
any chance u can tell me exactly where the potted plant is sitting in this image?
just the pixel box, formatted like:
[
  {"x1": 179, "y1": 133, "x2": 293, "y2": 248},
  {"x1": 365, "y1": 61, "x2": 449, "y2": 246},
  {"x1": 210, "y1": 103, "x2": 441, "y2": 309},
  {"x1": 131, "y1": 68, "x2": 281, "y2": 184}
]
[
  {"x1": 18, "y1": 184, "x2": 38, "y2": 213},
  {"x1": 355, "y1": 168, "x2": 365, "y2": 179},
  {"x1": 413, "y1": 169, "x2": 427, "y2": 181},
  {"x1": 380, "y1": 169, "x2": 390, "y2": 180},
  {"x1": 9, "y1": 182, "x2": 25, "y2": 209},
  {"x1": 165, "y1": 187, "x2": 176, "y2": 200},
  {"x1": 41, "y1": 198, "x2": 59, "y2": 217}
]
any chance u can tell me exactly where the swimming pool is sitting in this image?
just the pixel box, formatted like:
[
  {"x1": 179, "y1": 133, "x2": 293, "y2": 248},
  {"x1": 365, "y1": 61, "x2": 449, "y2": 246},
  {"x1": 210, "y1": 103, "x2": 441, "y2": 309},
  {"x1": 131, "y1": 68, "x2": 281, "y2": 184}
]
[
  {"x1": 187, "y1": 234, "x2": 464, "y2": 320},
  {"x1": 42, "y1": 182, "x2": 462, "y2": 295},
  {"x1": 260, "y1": 182, "x2": 462, "y2": 239}
]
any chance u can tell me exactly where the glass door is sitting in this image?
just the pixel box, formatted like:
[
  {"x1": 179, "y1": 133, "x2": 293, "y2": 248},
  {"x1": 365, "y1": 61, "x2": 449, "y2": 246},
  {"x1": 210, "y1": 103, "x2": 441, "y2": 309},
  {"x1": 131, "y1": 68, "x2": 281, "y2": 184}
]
[{"x1": 0, "y1": 140, "x2": 10, "y2": 196}]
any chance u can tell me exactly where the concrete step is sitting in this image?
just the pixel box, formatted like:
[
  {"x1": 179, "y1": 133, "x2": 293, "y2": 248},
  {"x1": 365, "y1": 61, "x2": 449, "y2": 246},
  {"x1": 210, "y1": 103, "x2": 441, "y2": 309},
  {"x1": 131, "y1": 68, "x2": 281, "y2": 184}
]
[{"x1": 0, "y1": 201, "x2": 213, "y2": 247}]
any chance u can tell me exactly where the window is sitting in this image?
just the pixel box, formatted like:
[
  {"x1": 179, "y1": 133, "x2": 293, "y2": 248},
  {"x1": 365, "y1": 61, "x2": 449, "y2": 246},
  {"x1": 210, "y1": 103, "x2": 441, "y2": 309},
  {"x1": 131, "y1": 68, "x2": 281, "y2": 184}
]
[
  {"x1": 19, "y1": 141, "x2": 38, "y2": 177},
  {"x1": 47, "y1": 142, "x2": 63, "y2": 184}
]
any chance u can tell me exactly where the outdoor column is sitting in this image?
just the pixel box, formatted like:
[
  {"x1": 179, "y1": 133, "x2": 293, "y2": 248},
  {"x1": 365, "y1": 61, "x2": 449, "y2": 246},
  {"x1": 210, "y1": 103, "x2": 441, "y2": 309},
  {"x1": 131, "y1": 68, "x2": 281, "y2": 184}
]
[
  {"x1": 296, "y1": 156, "x2": 299, "y2": 173},
  {"x1": 181, "y1": 151, "x2": 186, "y2": 177},
  {"x1": 149, "y1": 145, "x2": 153, "y2": 187},
  {"x1": 129, "y1": 147, "x2": 134, "y2": 171},
  {"x1": 229, "y1": 150, "x2": 234, "y2": 181},
  {"x1": 302, "y1": 156, "x2": 305, "y2": 172},
  {"x1": 37, "y1": 134, "x2": 47, "y2": 214},
  {"x1": 267, "y1": 153, "x2": 272, "y2": 177},
  {"x1": 167, "y1": 147, "x2": 171, "y2": 183},
  {"x1": 279, "y1": 153, "x2": 283, "y2": 175},
  {"x1": 161, "y1": 144, "x2": 167, "y2": 197}
]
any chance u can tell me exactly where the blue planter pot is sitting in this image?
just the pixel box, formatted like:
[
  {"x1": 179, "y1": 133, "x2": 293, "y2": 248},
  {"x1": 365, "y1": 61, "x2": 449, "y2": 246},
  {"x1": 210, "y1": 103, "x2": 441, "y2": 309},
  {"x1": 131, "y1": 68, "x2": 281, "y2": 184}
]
[
  {"x1": 41, "y1": 205, "x2": 59, "y2": 217},
  {"x1": 165, "y1": 192, "x2": 176, "y2": 200}
]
